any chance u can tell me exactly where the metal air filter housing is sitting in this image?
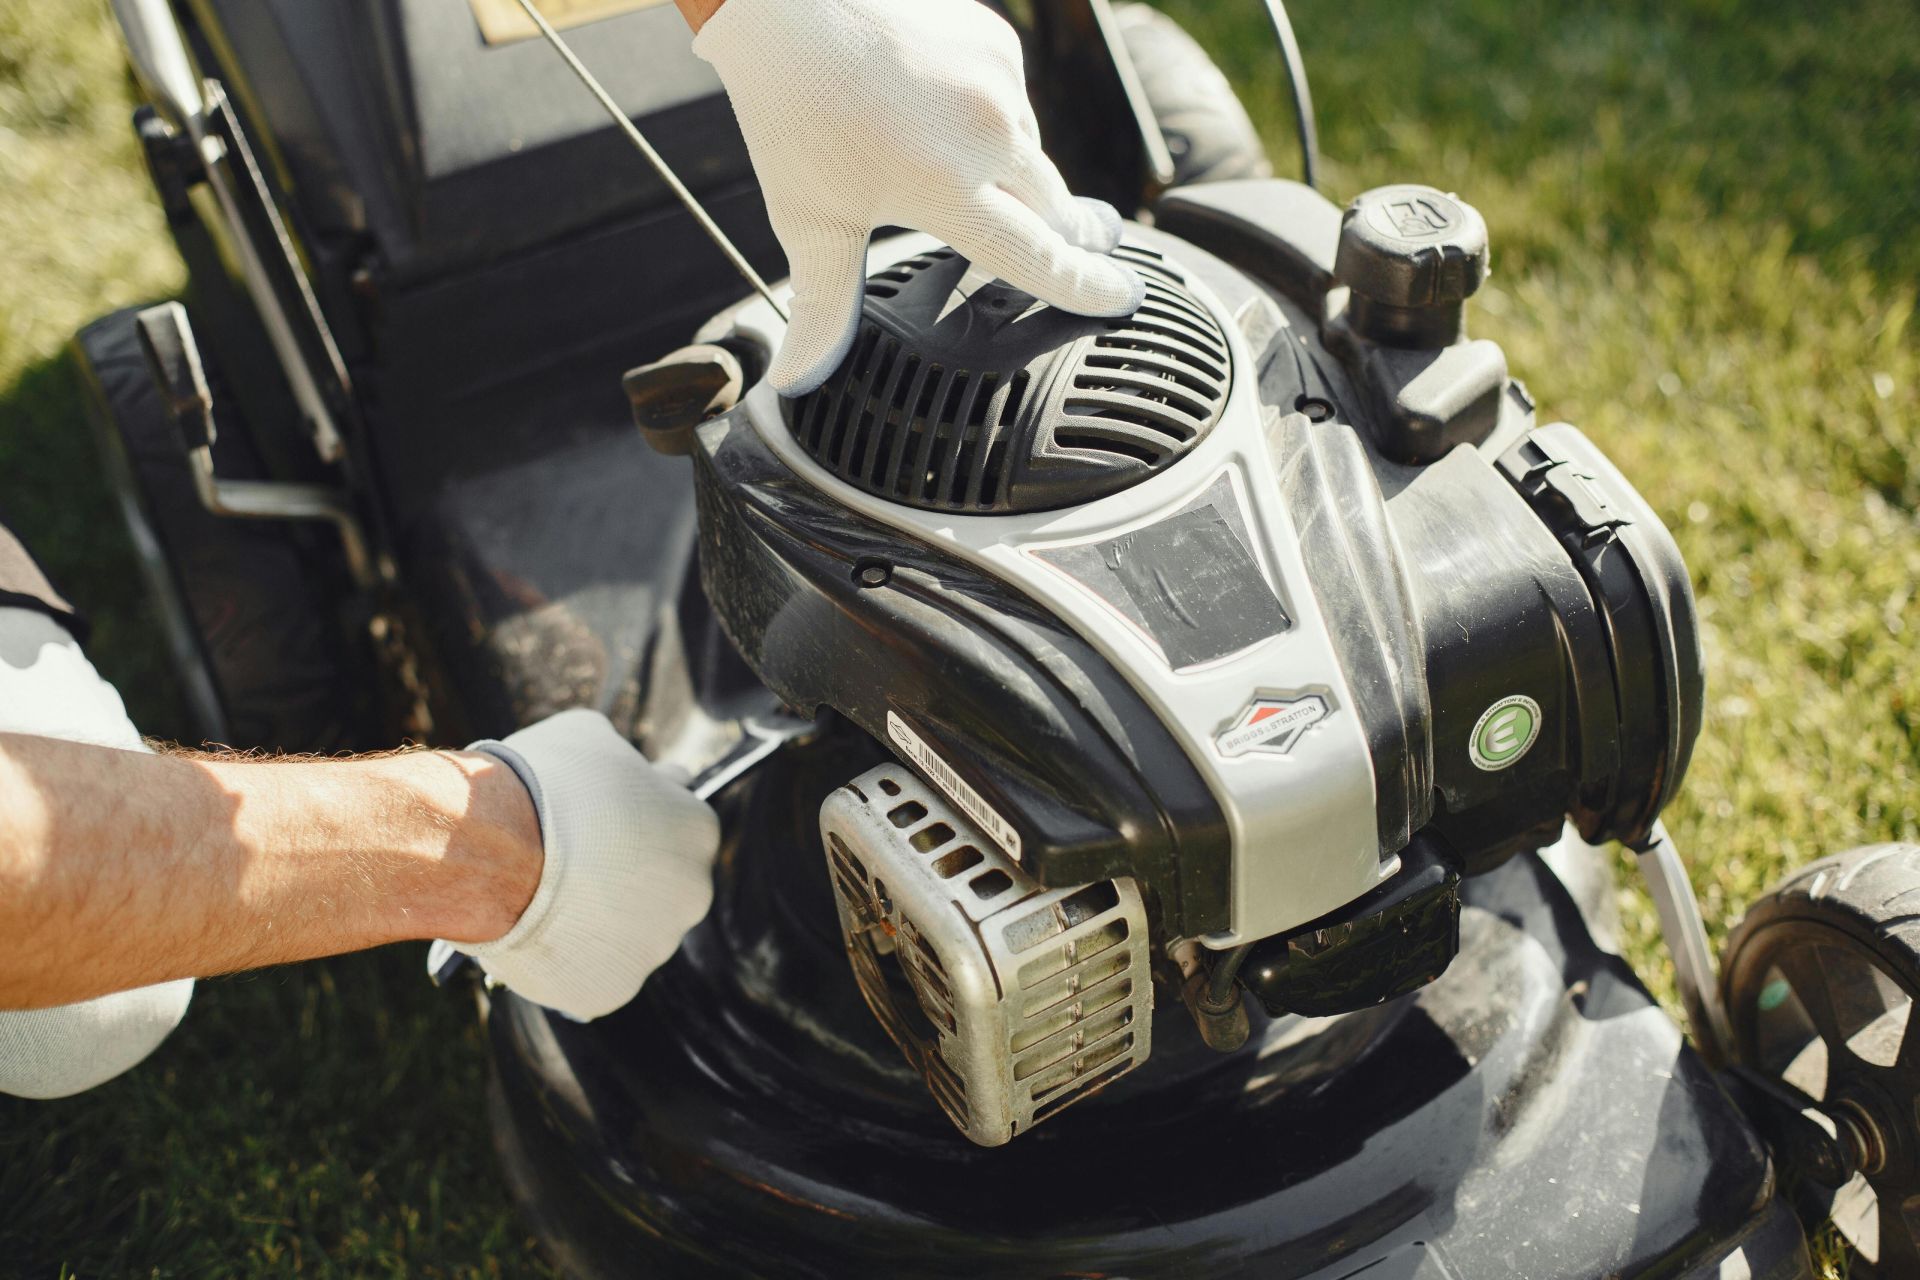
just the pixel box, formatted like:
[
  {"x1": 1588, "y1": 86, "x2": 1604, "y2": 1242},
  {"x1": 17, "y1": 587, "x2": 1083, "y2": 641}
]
[
  {"x1": 820, "y1": 762, "x2": 1153, "y2": 1147},
  {"x1": 782, "y1": 242, "x2": 1233, "y2": 514}
]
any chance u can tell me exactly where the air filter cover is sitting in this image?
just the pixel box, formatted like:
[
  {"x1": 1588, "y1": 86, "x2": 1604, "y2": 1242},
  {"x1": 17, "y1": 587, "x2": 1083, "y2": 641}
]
[
  {"x1": 784, "y1": 243, "x2": 1233, "y2": 514},
  {"x1": 820, "y1": 762, "x2": 1153, "y2": 1146}
]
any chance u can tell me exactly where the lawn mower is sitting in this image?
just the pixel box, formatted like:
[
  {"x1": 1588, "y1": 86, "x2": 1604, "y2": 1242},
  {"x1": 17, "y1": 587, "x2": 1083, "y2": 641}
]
[{"x1": 78, "y1": 0, "x2": 1920, "y2": 1274}]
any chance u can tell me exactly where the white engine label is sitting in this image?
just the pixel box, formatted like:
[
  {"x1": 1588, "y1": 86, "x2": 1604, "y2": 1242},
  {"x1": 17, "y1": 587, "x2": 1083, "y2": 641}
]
[{"x1": 886, "y1": 711, "x2": 1024, "y2": 861}]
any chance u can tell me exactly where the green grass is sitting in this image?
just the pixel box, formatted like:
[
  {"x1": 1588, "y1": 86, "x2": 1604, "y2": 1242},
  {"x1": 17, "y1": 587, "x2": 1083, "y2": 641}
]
[
  {"x1": 1157, "y1": 0, "x2": 1920, "y2": 979},
  {"x1": 0, "y1": 0, "x2": 190, "y2": 738},
  {"x1": 0, "y1": 0, "x2": 1915, "y2": 1274}
]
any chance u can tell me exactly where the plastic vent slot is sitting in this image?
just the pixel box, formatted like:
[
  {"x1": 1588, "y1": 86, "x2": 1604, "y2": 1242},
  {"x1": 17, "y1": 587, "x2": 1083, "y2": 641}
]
[
  {"x1": 830, "y1": 832, "x2": 972, "y2": 1126},
  {"x1": 1053, "y1": 243, "x2": 1231, "y2": 469},
  {"x1": 787, "y1": 240, "x2": 1232, "y2": 515},
  {"x1": 800, "y1": 352, "x2": 1030, "y2": 510},
  {"x1": 819, "y1": 764, "x2": 1153, "y2": 1146},
  {"x1": 863, "y1": 248, "x2": 958, "y2": 300}
]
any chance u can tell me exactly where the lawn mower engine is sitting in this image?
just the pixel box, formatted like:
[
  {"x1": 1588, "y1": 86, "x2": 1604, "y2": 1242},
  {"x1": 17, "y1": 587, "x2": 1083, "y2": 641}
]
[
  {"x1": 683, "y1": 179, "x2": 1705, "y2": 1146},
  {"x1": 85, "y1": 0, "x2": 1830, "y2": 1269}
]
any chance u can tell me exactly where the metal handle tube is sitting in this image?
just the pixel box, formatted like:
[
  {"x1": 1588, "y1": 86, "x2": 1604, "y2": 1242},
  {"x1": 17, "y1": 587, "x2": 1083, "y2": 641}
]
[
  {"x1": 514, "y1": 0, "x2": 788, "y2": 320},
  {"x1": 1633, "y1": 821, "x2": 1736, "y2": 1066},
  {"x1": 108, "y1": 1, "x2": 353, "y2": 463},
  {"x1": 108, "y1": 0, "x2": 204, "y2": 127},
  {"x1": 1258, "y1": 0, "x2": 1321, "y2": 191},
  {"x1": 1087, "y1": 0, "x2": 1178, "y2": 188}
]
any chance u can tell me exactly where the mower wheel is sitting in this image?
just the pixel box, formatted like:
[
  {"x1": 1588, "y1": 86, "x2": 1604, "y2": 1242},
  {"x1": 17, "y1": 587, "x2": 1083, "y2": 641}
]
[
  {"x1": 1112, "y1": 3, "x2": 1272, "y2": 189},
  {"x1": 73, "y1": 307, "x2": 375, "y2": 753},
  {"x1": 1722, "y1": 844, "x2": 1920, "y2": 1278}
]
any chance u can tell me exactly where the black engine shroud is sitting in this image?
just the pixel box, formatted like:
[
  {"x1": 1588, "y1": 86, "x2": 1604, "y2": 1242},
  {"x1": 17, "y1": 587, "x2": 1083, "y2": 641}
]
[{"x1": 691, "y1": 179, "x2": 1704, "y2": 977}]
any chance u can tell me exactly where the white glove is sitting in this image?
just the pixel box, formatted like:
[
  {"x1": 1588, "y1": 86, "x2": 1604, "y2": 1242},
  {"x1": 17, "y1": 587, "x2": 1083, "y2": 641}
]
[
  {"x1": 453, "y1": 710, "x2": 720, "y2": 1021},
  {"x1": 694, "y1": 0, "x2": 1147, "y2": 396}
]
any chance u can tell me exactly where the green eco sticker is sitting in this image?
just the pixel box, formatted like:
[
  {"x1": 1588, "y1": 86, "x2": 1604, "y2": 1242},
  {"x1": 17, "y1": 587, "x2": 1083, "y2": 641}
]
[{"x1": 1470, "y1": 695, "x2": 1542, "y2": 771}]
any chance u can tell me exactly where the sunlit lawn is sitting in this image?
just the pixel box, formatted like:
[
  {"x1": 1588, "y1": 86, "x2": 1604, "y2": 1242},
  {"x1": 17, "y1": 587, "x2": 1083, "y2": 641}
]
[{"x1": 1, "y1": 0, "x2": 1914, "y2": 1273}]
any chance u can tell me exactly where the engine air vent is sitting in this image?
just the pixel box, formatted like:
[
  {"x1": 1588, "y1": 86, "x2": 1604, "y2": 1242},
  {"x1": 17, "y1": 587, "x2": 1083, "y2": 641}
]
[
  {"x1": 783, "y1": 241, "x2": 1232, "y2": 515},
  {"x1": 820, "y1": 764, "x2": 1153, "y2": 1147}
]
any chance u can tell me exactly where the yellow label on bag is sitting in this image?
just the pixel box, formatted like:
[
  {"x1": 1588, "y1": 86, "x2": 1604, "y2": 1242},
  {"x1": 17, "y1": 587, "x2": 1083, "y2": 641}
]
[{"x1": 469, "y1": 0, "x2": 673, "y2": 45}]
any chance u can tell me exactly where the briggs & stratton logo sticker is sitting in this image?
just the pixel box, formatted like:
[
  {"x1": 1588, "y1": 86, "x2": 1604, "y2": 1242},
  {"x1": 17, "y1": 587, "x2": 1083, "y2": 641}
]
[
  {"x1": 1470, "y1": 695, "x2": 1542, "y2": 771},
  {"x1": 1215, "y1": 693, "x2": 1332, "y2": 759}
]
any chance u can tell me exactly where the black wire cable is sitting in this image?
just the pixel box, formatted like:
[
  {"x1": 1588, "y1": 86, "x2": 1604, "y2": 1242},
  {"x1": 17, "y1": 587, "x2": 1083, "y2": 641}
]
[
  {"x1": 1259, "y1": 0, "x2": 1321, "y2": 191},
  {"x1": 1205, "y1": 941, "x2": 1256, "y2": 1009}
]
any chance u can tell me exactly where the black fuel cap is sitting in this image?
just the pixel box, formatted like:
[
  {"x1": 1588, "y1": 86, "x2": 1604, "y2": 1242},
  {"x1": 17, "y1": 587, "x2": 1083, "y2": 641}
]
[{"x1": 1335, "y1": 185, "x2": 1489, "y2": 348}]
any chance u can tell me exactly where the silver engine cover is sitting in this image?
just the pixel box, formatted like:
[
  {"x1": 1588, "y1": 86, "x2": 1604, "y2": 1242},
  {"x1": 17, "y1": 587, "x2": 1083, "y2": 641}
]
[{"x1": 820, "y1": 764, "x2": 1152, "y2": 1146}]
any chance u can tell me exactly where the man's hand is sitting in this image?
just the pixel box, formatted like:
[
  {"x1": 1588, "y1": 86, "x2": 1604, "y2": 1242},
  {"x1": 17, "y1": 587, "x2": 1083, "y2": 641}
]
[
  {"x1": 0, "y1": 711, "x2": 718, "y2": 1021},
  {"x1": 692, "y1": 0, "x2": 1145, "y2": 396},
  {"x1": 448, "y1": 710, "x2": 720, "y2": 1020}
]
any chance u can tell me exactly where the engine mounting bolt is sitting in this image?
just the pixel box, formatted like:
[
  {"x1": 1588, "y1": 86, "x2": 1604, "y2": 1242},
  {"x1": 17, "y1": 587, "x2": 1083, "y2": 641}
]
[{"x1": 1295, "y1": 395, "x2": 1335, "y2": 423}]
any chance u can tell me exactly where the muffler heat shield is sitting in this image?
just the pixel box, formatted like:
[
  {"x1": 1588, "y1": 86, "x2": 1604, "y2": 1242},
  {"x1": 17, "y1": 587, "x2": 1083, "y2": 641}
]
[{"x1": 820, "y1": 764, "x2": 1152, "y2": 1146}]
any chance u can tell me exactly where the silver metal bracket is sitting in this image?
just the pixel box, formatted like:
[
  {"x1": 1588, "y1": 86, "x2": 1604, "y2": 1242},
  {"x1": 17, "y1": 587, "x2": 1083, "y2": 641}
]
[
  {"x1": 183, "y1": 454, "x2": 374, "y2": 588},
  {"x1": 134, "y1": 302, "x2": 373, "y2": 587},
  {"x1": 1632, "y1": 820, "x2": 1735, "y2": 1065},
  {"x1": 689, "y1": 712, "x2": 818, "y2": 803}
]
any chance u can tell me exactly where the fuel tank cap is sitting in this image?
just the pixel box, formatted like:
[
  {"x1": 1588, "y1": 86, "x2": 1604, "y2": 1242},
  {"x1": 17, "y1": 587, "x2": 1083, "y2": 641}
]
[{"x1": 1335, "y1": 184, "x2": 1489, "y2": 347}]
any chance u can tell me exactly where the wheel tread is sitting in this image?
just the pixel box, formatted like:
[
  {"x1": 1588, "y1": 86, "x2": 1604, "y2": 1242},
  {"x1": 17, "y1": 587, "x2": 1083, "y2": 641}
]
[
  {"x1": 1721, "y1": 844, "x2": 1920, "y2": 1278},
  {"x1": 1724, "y1": 844, "x2": 1920, "y2": 1023}
]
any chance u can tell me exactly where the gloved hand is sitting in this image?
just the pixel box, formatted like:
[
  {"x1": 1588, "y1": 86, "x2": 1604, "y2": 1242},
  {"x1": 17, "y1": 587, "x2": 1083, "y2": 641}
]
[
  {"x1": 694, "y1": 0, "x2": 1146, "y2": 396},
  {"x1": 451, "y1": 710, "x2": 720, "y2": 1021}
]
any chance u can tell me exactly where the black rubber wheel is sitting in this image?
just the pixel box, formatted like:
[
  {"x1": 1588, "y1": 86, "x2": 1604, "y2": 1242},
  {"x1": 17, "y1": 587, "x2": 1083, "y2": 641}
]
[
  {"x1": 1723, "y1": 844, "x2": 1920, "y2": 1277},
  {"x1": 1112, "y1": 3, "x2": 1273, "y2": 188},
  {"x1": 72, "y1": 306, "x2": 376, "y2": 753}
]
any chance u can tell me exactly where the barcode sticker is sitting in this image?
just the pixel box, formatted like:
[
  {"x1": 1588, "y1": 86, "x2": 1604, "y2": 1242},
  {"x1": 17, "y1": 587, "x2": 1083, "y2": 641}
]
[{"x1": 886, "y1": 711, "x2": 1024, "y2": 861}]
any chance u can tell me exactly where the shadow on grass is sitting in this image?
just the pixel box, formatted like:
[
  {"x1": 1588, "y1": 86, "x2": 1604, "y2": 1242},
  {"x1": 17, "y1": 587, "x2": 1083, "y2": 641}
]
[
  {"x1": 0, "y1": 349, "x2": 192, "y2": 740},
  {"x1": 0, "y1": 355, "x2": 555, "y2": 1275},
  {"x1": 0, "y1": 950, "x2": 554, "y2": 1277}
]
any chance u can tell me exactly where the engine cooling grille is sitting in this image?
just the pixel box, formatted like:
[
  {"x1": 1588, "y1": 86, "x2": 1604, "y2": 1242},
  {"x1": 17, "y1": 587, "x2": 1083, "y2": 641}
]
[
  {"x1": 784, "y1": 242, "x2": 1232, "y2": 515},
  {"x1": 820, "y1": 762, "x2": 1153, "y2": 1147}
]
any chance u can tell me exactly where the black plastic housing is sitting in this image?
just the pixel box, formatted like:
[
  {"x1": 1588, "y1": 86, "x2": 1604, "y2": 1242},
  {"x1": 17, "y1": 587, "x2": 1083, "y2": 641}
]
[
  {"x1": 697, "y1": 182, "x2": 1703, "y2": 965},
  {"x1": 783, "y1": 243, "x2": 1231, "y2": 515},
  {"x1": 1158, "y1": 180, "x2": 1704, "y2": 878},
  {"x1": 1499, "y1": 425, "x2": 1705, "y2": 842},
  {"x1": 1242, "y1": 831, "x2": 1462, "y2": 1018},
  {"x1": 691, "y1": 411, "x2": 1233, "y2": 938}
]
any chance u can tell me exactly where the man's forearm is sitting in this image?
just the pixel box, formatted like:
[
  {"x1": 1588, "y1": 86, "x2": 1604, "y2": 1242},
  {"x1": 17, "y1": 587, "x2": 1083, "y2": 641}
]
[
  {"x1": 673, "y1": 0, "x2": 725, "y2": 32},
  {"x1": 0, "y1": 734, "x2": 540, "y2": 1009}
]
